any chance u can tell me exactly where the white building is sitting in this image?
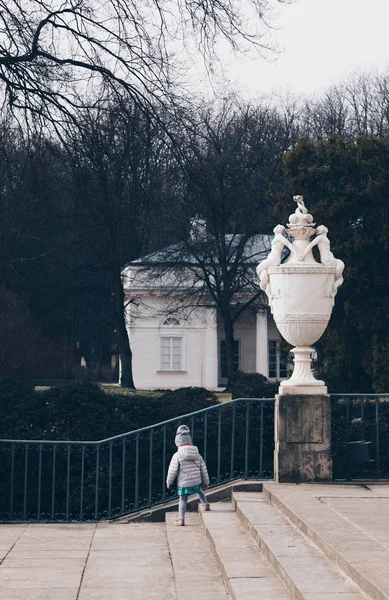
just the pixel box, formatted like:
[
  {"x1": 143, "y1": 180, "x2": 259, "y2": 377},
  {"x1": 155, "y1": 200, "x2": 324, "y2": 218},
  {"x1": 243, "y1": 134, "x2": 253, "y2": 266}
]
[{"x1": 121, "y1": 234, "x2": 288, "y2": 390}]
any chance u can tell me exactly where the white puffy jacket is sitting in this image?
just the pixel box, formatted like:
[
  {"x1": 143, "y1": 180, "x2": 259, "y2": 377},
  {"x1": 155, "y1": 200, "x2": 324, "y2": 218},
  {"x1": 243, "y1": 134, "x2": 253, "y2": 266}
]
[{"x1": 166, "y1": 445, "x2": 209, "y2": 489}]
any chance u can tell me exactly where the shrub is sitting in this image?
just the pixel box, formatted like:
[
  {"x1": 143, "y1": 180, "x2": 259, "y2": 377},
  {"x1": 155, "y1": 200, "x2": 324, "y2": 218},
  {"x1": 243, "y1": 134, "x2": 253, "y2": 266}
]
[
  {"x1": 229, "y1": 371, "x2": 278, "y2": 399},
  {"x1": 158, "y1": 387, "x2": 219, "y2": 416},
  {"x1": 0, "y1": 381, "x2": 220, "y2": 441},
  {"x1": 0, "y1": 377, "x2": 33, "y2": 406},
  {"x1": 0, "y1": 377, "x2": 38, "y2": 439}
]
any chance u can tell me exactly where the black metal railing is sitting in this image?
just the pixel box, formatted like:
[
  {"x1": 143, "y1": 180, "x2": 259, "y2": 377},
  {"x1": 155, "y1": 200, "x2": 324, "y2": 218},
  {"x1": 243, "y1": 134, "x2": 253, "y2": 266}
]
[
  {"x1": 0, "y1": 397, "x2": 275, "y2": 523},
  {"x1": 331, "y1": 394, "x2": 389, "y2": 480}
]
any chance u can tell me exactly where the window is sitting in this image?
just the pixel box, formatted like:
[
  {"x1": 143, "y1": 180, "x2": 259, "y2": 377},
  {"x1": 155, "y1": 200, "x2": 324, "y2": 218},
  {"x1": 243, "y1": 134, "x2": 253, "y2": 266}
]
[
  {"x1": 268, "y1": 340, "x2": 288, "y2": 379},
  {"x1": 220, "y1": 340, "x2": 240, "y2": 379},
  {"x1": 163, "y1": 317, "x2": 180, "y2": 326},
  {"x1": 161, "y1": 337, "x2": 182, "y2": 371}
]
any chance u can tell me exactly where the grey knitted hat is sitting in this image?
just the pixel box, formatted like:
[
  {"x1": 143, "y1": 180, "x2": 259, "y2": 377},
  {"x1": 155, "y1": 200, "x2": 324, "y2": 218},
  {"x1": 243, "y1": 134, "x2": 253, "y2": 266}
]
[{"x1": 175, "y1": 424, "x2": 192, "y2": 446}]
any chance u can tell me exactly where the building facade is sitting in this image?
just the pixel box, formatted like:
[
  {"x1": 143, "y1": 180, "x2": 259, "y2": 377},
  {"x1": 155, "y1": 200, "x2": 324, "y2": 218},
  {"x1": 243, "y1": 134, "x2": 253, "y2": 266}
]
[{"x1": 121, "y1": 238, "x2": 287, "y2": 389}]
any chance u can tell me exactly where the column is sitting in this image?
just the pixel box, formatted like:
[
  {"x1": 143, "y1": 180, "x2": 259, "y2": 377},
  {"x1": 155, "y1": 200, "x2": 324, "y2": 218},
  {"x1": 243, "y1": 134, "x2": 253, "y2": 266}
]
[{"x1": 256, "y1": 311, "x2": 268, "y2": 377}]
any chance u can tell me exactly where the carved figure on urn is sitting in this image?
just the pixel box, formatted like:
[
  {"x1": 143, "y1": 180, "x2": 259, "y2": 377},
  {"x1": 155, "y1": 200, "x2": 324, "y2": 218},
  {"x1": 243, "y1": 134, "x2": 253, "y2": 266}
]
[
  {"x1": 298, "y1": 225, "x2": 344, "y2": 293},
  {"x1": 256, "y1": 225, "x2": 297, "y2": 296}
]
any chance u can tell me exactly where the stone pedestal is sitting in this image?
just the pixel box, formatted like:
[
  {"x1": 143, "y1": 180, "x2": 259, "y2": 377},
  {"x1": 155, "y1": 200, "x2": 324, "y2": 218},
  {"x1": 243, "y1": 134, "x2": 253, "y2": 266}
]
[{"x1": 274, "y1": 394, "x2": 332, "y2": 482}]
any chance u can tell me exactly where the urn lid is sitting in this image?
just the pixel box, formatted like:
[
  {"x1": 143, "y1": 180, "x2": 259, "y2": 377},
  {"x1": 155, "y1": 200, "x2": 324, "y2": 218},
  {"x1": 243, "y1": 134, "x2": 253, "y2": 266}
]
[{"x1": 287, "y1": 195, "x2": 316, "y2": 240}]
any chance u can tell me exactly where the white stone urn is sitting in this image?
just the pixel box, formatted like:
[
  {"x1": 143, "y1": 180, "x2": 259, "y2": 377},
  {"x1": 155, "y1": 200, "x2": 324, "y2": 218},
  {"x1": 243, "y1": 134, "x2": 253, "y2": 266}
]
[{"x1": 256, "y1": 196, "x2": 344, "y2": 395}]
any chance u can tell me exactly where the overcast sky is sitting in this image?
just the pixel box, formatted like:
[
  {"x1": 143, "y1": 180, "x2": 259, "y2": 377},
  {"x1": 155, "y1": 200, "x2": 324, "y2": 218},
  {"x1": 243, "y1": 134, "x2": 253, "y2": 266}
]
[{"x1": 195, "y1": 0, "x2": 389, "y2": 99}]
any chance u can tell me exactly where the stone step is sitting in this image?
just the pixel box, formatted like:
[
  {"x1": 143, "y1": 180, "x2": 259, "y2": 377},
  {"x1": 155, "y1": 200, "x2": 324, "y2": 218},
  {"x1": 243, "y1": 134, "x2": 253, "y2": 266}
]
[
  {"x1": 116, "y1": 480, "x2": 262, "y2": 523},
  {"x1": 233, "y1": 491, "x2": 368, "y2": 600},
  {"x1": 263, "y1": 482, "x2": 389, "y2": 600},
  {"x1": 200, "y1": 502, "x2": 291, "y2": 600},
  {"x1": 165, "y1": 512, "x2": 230, "y2": 600}
]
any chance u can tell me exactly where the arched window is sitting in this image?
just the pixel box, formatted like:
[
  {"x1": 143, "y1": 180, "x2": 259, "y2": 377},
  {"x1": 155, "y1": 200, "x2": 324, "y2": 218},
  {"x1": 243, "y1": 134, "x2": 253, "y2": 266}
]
[{"x1": 163, "y1": 317, "x2": 180, "y2": 326}]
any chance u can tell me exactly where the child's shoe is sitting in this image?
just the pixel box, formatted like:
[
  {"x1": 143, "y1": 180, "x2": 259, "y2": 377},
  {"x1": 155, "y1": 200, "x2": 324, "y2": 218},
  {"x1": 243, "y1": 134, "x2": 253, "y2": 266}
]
[
  {"x1": 175, "y1": 518, "x2": 185, "y2": 526},
  {"x1": 202, "y1": 503, "x2": 211, "y2": 512}
]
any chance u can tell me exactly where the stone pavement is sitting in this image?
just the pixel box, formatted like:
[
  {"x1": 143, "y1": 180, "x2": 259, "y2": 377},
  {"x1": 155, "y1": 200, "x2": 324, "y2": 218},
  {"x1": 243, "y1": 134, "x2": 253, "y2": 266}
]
[
  {"x1": 0, "y1": 523, "x2": 175, "y2": 600},
  {"x1": 0, "y1": 483, "x2": 388, "y2": 599}
]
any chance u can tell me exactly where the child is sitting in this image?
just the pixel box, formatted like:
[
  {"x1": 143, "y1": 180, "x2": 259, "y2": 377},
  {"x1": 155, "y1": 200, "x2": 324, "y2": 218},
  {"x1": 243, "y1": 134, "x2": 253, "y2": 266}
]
[{"x1": 166, "y1": 424, "x2": 210, "y2": 526}]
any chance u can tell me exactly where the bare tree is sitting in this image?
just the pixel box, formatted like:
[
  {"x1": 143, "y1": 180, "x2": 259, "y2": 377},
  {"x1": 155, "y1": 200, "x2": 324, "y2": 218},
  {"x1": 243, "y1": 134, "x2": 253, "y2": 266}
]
[
  {"x1": 141, "y1": 98, "x2": 297, "y2": 384},
  {"x1": 0, "y1": 0, "x2": 290, "y2": 123},
  {"x1": 300, "y1": 71, "x2": 389, "y2": 140}
]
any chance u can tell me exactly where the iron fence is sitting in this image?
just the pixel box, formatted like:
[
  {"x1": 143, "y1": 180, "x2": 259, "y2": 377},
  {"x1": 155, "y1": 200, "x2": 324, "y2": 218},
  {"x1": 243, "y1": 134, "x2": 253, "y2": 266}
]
[
  {"x1": 331, "y1": 394, "x2": 389, "y2": 480},
  {"x1": 0, "y1": 397, "x2": 275, "y2": 523}
]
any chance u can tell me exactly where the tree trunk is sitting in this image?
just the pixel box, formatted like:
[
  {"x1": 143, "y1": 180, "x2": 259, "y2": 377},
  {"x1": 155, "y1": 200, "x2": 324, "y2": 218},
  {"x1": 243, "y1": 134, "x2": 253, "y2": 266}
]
[
  {"x1": 113, "y1": 272, "x2": 135, "y2": 389},
  {"x1": 221, "y1": 307, "x2": 237, "y2": 387},
  {"x1": 63, "y1": 325, "x2": 74, "y2": 380},
  {"x1": 96, "y1": 329, "x2": 105, "y2": 382}
]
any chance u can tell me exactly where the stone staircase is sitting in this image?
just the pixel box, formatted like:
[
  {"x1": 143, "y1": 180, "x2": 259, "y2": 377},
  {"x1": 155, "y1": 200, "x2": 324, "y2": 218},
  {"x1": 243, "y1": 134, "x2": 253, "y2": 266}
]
[
  {"x1": 1, "y1": 483, "x2": 387, "y2": 599},
  {"x1": 164, "y1": 483, "x2": 389, "y2": 600}
]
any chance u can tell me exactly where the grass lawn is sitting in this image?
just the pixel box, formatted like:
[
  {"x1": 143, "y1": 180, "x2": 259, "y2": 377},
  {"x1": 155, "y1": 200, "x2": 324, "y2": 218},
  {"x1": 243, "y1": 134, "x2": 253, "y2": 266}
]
[
  {"x1": 33, "y1": 383, "x2": 166, "y2": 398},
  {"x1": 33, "y1": 383, "x2": 230, "y2": 401},
  {"x1": 100, "y1": 384, "x2": 165, "y2": 397}
]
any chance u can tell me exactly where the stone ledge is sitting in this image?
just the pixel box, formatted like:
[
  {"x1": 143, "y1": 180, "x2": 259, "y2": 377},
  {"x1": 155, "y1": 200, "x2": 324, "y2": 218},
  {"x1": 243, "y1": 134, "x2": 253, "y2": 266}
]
[
  {"x1": 278, "y1": 385, "x2": 328, "y2": 396},
  {"x1": 263, "y1": 482, "x2": 389, "y2": 600}
]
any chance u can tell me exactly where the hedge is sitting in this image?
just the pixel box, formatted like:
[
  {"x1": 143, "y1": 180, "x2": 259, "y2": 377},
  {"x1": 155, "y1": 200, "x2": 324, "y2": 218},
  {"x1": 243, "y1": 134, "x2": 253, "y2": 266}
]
[
  {"x1": 0, "y1": 379, "x2": 220, "y2": 441},
  {"x1": 229, "y1": 370, "x2": 278, "y2": 399}
]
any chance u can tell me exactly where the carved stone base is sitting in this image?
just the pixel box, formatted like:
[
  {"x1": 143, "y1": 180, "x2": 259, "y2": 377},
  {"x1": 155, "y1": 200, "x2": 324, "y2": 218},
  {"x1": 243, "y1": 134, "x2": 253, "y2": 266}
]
[
  {"x1": 280, "y1": 346, "x2": 327, "y2": 395},
  {"x1": 279, "y1": 384, "x2": 328, "y2": 395},
  {"x1": 274, "y1": 394, "x2": 332, "y2": 482}
]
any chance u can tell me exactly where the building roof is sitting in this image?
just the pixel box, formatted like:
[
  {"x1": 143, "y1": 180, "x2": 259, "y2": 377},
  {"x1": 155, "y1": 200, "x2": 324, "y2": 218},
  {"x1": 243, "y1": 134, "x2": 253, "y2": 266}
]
[{"x1": 123, "y1": 234, "x2": 272, "y2": 270}]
